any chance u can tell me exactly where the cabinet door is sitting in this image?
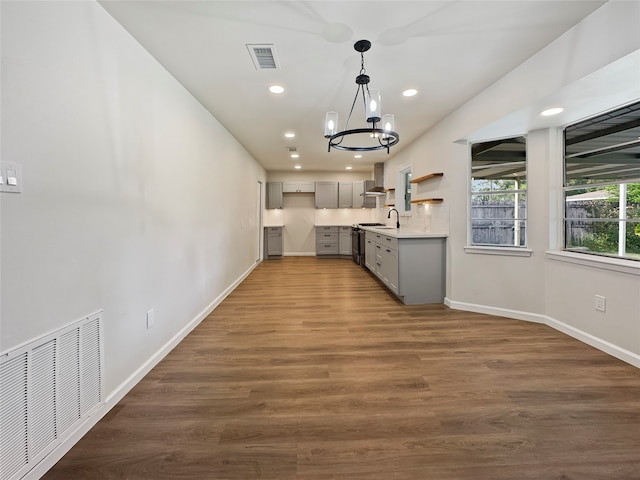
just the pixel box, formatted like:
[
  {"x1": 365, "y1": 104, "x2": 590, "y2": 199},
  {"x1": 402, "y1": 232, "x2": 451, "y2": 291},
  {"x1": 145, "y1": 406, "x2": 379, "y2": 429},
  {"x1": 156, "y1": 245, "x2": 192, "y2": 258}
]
[
  {"x1": 315, "y1": 182, "x2": 338, "y2": 208},
  {"x1": 266, "y1": 227, "x2": 282, "y2": 256},
  {"x1": 298, "y1": 182, "x2": 315, "y2": 193},
  {"x1": 266, "y1": 182, "x2": 283, "y2": 209},
  {"x1": 365, "y1": 238, "x2": 376, "y2": 270},
  {"x1": 381, "y1": 246, "x2": 399, "y2": 294},
  {"x1": 352, "y1": 181, "x2": 364, "y2": 208},
  {"x1": 338, "y1": 182, "x2": 353, "y2": 208},
  {"x1": 339, "y1": 228, "x2": 351, "y2": 255},
  {"x1": 282, "y1": 182, "x2": 298, "y2": 193}
]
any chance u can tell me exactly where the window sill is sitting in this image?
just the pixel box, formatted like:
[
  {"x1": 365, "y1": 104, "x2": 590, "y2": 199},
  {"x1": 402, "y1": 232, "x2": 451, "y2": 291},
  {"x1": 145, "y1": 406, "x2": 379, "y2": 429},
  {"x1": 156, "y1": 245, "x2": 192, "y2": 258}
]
[
  {"x1": 464, "y1": 246, "x2": 532, "y2": 257},
  {"x1": 546, "y1": 251, "x2": 640, "y2": 276}
]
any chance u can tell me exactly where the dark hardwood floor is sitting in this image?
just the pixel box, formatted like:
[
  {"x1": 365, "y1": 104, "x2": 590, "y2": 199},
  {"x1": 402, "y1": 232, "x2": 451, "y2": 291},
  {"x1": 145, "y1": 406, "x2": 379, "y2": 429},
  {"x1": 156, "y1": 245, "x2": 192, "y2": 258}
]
[{"x1": 43, "y1": 257, "x2": 640, "y2": 479}]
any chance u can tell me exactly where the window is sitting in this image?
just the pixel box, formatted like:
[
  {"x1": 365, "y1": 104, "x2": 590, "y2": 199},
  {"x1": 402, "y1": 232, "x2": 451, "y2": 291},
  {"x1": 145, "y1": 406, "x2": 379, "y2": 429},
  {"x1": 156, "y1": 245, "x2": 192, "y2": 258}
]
[
  {"x1": 396, "y1": 165, "x2": 412, "y2": 215},
  {"x1": 563, "y1": 101, "x2": 640, "y2": 260},
  {"x1": 470, "y1": 136, "x2": 527, "y2": 247}
]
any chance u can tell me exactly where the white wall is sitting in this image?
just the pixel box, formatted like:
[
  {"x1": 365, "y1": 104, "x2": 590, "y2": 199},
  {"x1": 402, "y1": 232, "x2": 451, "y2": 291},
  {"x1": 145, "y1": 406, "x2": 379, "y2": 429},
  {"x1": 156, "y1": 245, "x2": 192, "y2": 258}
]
[
  {"x1": 383, "y1": 1, "x2": 640, "y2": 364},
  {"x1": 1, "y1": 0, "x2": 265, "y2": 402}
]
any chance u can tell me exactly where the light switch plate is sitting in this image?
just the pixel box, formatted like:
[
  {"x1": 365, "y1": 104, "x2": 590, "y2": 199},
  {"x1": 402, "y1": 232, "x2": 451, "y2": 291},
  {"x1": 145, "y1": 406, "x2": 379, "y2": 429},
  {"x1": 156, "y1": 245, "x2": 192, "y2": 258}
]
[{"x1": 0, "y1": 161, "x2": 23, "y2": 193}]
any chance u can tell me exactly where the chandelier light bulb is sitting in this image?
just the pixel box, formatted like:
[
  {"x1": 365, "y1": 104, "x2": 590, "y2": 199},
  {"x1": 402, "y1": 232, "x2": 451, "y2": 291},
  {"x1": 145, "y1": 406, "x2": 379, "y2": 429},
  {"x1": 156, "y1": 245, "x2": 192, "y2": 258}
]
[{"x1": 366, "y1": 89, "x2": 381, "y2": 123}]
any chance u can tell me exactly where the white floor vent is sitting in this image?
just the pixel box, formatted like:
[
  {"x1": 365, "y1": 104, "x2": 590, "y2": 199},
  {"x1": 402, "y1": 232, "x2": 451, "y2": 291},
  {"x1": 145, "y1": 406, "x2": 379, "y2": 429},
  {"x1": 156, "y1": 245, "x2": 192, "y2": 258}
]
[{"x1": 0, "y1": 311, "x2": 103, "y2": 480}]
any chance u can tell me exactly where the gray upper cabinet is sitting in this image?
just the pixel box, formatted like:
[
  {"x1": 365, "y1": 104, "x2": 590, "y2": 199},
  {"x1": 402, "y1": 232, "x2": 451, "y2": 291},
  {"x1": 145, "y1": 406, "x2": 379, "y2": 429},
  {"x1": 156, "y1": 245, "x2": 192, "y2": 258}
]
[
  {"x1": 315, "y1": 181, "x2": 338, "y2": 209},
  {"x1": 283, "y1": 181, "x2": 315, "y2": 193},
  {"x1": 338, "y1": 182, "x2": 353, "y2": 208},
  {"x1": 266, "y1": 182, "x2": 283, "y2": 209}
]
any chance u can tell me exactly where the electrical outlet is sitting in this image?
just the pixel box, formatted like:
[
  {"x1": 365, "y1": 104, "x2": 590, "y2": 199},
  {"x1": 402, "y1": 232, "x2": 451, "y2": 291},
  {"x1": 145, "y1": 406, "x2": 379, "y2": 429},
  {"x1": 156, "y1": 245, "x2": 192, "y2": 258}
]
[
  {"x1": 594, "y1": 295, "x2": 606, "y2": 312},
  {"x1": 146, "y1": 309, "x2": 155, "y2": 329}
]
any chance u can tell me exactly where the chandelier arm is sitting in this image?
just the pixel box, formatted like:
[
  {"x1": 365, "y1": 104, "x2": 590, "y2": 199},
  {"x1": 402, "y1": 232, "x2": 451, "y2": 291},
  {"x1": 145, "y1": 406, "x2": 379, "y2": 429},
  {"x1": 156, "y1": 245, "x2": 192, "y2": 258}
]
[{"x1": 344, "y1": 83, "x2": 362, "y2": 131}]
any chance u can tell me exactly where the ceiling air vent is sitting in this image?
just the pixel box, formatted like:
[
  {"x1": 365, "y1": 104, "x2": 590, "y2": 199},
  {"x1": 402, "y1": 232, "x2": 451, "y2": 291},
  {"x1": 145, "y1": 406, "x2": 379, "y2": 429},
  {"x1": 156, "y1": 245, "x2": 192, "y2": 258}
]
[
  {"x1": 247, "y1": 44, "x2": 279, "y2": 70},
  {"x1": 286, "y1": 146, "x2": 297, "y2": 153}
]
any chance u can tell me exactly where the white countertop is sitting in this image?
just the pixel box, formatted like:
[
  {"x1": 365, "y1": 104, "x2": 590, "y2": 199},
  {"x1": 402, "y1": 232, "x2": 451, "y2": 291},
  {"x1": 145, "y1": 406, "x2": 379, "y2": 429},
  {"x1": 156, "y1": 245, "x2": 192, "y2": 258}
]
[
  {"x1": 314, "y1": 224, "x2": 353, "y2": 227},
  {"x1": 360, "y1": 226, "x2": 448, "y2": 239}
]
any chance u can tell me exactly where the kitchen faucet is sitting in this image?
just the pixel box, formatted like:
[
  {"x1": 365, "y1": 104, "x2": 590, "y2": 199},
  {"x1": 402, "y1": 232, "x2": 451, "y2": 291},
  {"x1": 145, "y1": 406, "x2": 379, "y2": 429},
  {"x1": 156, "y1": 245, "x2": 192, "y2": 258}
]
[{"x1": 388, "y1": 208, "x2": 400, "y2": 229}]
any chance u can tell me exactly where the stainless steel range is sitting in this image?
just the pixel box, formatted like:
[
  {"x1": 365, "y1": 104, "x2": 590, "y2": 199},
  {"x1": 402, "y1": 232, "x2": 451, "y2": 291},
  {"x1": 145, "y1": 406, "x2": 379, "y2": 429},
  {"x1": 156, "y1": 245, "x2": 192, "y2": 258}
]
[{"x1": 351, "y1": 223, "x2": 384, "y2": 265}]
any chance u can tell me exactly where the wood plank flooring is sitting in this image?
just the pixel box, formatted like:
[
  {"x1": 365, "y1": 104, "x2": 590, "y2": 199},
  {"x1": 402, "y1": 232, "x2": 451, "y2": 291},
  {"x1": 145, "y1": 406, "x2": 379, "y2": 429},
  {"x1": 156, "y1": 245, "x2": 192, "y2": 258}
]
[{"x1": 42, "y1": 257, "x2": 640, "y2": 479}]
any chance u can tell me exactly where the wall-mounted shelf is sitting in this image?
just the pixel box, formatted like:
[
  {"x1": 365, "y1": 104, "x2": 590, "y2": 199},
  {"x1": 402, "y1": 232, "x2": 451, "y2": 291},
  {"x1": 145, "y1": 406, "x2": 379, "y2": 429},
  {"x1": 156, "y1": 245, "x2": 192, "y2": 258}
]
[
  {"x1": 410, "y1": 198, "x2": 443, "y2": 205},
  {"x1": 385, "y1": 188, "x2": 395, "y2": 192},
  {"x1": 383, "y1": 203, "x2": 395, "y2": 207},
  {"x1": 410, "y1": 172, "x2": 443, "y2": 184}
]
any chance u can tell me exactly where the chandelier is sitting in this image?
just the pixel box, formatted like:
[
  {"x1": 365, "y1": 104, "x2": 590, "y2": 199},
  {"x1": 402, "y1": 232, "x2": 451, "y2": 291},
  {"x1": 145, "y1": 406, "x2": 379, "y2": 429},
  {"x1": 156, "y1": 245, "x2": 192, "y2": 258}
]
[{"x1": 324, "y1": 40, "x2": 399, "y2": 153}]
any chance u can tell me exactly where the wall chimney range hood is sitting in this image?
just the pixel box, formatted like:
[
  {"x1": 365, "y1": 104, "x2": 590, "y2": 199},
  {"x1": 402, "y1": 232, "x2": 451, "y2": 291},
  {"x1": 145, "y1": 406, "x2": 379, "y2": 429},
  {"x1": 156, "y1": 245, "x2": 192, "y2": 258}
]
[{"x1": 364, "y1": 162, "x2": 386, "y2": 195}]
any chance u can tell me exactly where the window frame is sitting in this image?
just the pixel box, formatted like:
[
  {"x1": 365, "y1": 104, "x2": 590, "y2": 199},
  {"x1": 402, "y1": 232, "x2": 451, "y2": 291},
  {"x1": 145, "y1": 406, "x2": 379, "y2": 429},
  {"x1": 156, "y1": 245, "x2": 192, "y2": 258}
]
[
  {"x1": 467, "y1": 135, "x2": 528, "y2": 251},
  {"x1": 396, "y1": 164, "x2": 412, "y2": 216},
  {"x1": 562, "y1": 101, "x2": 640, "y2": 262}
]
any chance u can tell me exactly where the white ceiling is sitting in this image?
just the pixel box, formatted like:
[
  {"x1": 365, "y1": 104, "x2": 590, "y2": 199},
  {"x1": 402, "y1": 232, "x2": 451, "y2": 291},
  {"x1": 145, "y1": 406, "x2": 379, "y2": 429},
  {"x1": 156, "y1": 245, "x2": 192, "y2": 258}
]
[{"x1": 98, "y1": 0, "x2": 608, "y2": 173}]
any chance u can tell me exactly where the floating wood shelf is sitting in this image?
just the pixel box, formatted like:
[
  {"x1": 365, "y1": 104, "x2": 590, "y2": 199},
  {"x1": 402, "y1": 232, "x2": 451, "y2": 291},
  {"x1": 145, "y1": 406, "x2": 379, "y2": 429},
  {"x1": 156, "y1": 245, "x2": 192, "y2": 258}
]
[
  {"x1": 410, "y1": 172, "x2": 443, "y2": 184},
  {"x1": 385, "y1": 188, "x2": 395, "y2": 192},
  {"x1": 410, "y1": 198, "x2": 444, "y2": 205},
  {"x1": 383, "y1": 203, "x2": 396, "y2": 207}
]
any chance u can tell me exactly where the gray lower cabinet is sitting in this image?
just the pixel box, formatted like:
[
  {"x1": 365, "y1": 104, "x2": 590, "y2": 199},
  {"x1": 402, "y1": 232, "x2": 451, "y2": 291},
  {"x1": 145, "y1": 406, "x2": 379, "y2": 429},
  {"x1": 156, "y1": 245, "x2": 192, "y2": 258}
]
[
  {"x1": 315, "y1": 226, "x2": 339, "y2": 255},
  {"x1": 339, "y1": 226, "x2": 352, "y2": 255},
  {"x1": 365, "y1": 231, "x2": 445, "y2": 304},
  {"x1": 266, "y1": 182, "x2": 283, "y2": 209},
  {"x1": 264, "y1": 227, "x2": 283, "y2": 258},
  {"x1": 317, "y1": 226, "x2": 353, "y2": 256}
]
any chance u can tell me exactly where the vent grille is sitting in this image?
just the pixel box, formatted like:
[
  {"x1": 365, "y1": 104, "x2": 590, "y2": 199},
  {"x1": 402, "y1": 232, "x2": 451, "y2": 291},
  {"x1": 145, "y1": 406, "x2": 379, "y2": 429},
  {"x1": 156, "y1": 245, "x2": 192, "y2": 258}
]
[
  {"x1": 286, "y1": 146, "x2": 297, "y2": 153},
  {"x1": 0, "y1": 312, "x2": 103, "y2": 480},
  {"x1": 246, "y1": 44, "x2": 279, "y2": 69}
]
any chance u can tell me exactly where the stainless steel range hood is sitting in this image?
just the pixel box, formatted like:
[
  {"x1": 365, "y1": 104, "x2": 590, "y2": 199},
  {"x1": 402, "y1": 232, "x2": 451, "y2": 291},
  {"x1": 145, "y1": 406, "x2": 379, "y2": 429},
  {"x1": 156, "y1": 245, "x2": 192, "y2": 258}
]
[{"x1": 364, "y1": 162, "x2": 386, "y2": 196}]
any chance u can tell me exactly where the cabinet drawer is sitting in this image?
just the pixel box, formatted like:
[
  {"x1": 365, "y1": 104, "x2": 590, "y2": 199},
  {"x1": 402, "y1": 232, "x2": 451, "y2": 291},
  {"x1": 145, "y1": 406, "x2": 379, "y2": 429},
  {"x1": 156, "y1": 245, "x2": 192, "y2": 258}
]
[
  {"x1": 316, "y1": 226, "x2": 338, "y2": 234},
  {"x1": 316, "y1": 243, "x2": 340, "y2": 255},
  {"x1": 316, "y1": 232, "x2": 338, "y2": 243},
  {"x1": 381, "y1": 235, "x2": 398, "y2": 250}
]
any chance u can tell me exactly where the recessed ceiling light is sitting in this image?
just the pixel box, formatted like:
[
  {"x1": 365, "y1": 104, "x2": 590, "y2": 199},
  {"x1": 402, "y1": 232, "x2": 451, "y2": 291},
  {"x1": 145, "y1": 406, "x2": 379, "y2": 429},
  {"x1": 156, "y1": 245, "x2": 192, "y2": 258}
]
[
  {"x1": 290, "y1": 154, "x2": 299, "y2": 158},
  {"x1": 294, "y1": 165, "x2": 301, "y2": 169},
  {"x1": 284, "y1": 132, "x2": 295, "y2": 138},
  {"x1": 346, "y1": 166, "x2": 352, "y2": 170},
  {"x1": 354, "y1": 154, "x2": 362, "y2": 159},
  {"x1": 541, "y1": 107, "x2": 564, "y2": 116},
  {"x1": 403, "y1": 88, "x2": 418, "y2": 97},
  {"x1": 269, "y1": 85, "x2": 285, "y2": 94}
]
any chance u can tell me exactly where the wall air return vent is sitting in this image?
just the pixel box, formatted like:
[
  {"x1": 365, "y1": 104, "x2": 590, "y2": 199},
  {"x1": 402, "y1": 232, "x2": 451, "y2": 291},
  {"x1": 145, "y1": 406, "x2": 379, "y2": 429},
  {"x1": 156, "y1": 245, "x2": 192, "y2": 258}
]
[
  {"x1": 0, "y1": 311, "x2": 103, "y2": 480},
  {"x1": 286, "y1": 146, "x2": 297, "y2": 153},
  {"x1": 246, "y1": 44, "x2": 279, "y2": 69}
]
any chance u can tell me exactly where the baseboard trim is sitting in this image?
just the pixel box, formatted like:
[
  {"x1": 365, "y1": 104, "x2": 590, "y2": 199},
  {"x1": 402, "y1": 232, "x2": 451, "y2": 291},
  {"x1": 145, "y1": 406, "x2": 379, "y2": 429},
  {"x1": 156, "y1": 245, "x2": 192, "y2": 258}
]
[
  {"x1": 283, "y1": 252, "x2": 316, "y2": 256},
  {"x1": 444, "y1": 297, "x2": 640, "y2": 369},
  {"x1": 444, "y1": 297, "x2": 546, "y2": 324},
  {"x1": 25, "y1": 261, "x2": 258, "y2": 480}
]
